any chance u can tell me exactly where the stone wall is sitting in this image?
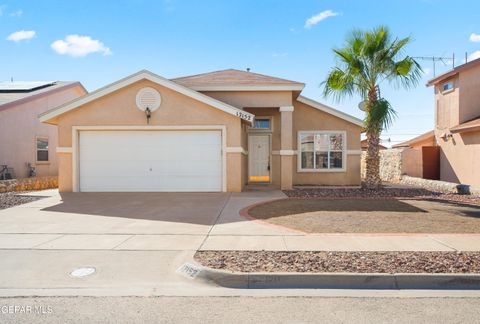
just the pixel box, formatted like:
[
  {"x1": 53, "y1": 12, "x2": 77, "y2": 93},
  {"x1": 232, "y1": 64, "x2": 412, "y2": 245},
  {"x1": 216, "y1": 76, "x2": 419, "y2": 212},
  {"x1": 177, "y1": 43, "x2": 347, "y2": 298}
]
[
  {"x1": 0, "y1": 176, "x2": 58, "y2": 193},
  {"x1": 361, "y1": 149, "x2": 402, "y2": 182},
  {"x1": 400, "y1": 175, "x2": 480, "y2": 196}
]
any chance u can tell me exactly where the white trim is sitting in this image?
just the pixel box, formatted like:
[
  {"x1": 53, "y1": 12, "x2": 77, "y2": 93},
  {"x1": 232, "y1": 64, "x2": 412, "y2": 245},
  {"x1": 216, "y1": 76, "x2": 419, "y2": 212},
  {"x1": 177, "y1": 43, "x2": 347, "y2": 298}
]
[
  {"x1": 225, "y1": 146, "x2": 248, "y2": 155},
  {"x1": 184, "y1": 84, "x2": 305, "y2": 92},
  {"x1": 347, "y1": 150, "x2": 362, "y2": 155},
  {"x1": 279, "y1": 149, "x2": 296, "y2": 156},
  {"x1": 71, "y1": 125, "x2": 227, "y2": 193},
  {"x1": 35, "y1": 136, "x2": 49, "y2": 163},
  {"x1": 297, "y1": 96, "x2": 364, "y2": 127},
  {"x1": 56, "y1": 147, "x2": 73, "y2": 153},
  {"x1": 248, "y1": 116, "x2": 273, "y2": 133},
  {"x1": 279, "y1": 105, "x2": 294, "y2": 112},
  {"x1": 39, "y1": 70, "x2": 255, "y2": 124},
  {"x1": 297, "y1": 130, "x2": 347, "y2": 173}
]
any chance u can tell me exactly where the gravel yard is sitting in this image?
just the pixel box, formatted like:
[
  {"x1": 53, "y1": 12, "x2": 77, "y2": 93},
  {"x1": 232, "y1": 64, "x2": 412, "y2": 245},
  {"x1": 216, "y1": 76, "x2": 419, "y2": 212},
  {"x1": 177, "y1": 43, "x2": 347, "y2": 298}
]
[
  {"x1": 248, "y1": 197, "x2": 480, "y2": 233},
  {"x1": 0, "y1": 192, "x2": 43, "y2": 210},
  {"x1": 195, "y1": 251, "x2": 480, "y2": 273},
  {"x1": 284, "y1": 187, "x2": 480, "y2": 205}
]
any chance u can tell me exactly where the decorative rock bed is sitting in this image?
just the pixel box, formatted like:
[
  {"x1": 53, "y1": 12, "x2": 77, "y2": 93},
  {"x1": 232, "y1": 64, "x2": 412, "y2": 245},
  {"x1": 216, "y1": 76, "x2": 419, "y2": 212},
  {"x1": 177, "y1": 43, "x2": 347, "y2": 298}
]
[
  {"x1": 0, "y1": 192, "x2": 43, "y2": 210},
  {"x1": 284, "y1": 187, "x2": 480, "y2": 205},
  {"x1": 195, "y1": 251, "x2": 480, "y2": 274}
]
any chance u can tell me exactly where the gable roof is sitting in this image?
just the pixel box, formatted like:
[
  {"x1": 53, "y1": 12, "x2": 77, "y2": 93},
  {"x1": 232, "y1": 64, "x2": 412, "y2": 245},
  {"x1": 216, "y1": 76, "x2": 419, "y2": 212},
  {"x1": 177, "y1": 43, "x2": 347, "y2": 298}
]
[
  {"x1": 296, "y1": 95, "x2": 364, "y2": 127},
  {"x1": 0, "y1": 81, "x2": 85, "y2": 111},
  {"x1": 171, "y1": 69, "x2": 305, "y2": 91},
  {"x1": 392, "y1": 130, "x2": 435, "y2": 148},
  {"x1": 427, "y1": 57, "x2": 480, "y2": 86},
  {"x1": 39, "y1": 70, "x2": 255, "y2": 124}
]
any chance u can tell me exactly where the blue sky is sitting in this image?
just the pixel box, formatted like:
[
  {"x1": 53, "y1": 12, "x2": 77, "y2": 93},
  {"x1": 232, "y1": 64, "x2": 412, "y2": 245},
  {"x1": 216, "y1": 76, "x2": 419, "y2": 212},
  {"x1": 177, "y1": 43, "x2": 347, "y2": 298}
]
[{"x1": 2, "y1": 0, "x2": 480, "y2": 145}]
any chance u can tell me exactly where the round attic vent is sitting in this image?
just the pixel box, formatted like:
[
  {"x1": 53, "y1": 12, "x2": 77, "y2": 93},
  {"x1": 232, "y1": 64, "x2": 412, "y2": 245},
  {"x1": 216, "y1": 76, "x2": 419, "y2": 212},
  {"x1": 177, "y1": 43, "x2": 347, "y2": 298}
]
[{"x1": 136, "y1": 87, "x2": 161, "y2": 112}]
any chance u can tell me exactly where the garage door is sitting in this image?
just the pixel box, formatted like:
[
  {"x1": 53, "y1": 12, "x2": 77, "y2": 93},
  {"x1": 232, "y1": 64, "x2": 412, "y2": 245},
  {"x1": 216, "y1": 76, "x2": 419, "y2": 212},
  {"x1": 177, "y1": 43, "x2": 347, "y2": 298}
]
[{"x1": 78, "y1": 130, "x2": 222, "y2": 192}]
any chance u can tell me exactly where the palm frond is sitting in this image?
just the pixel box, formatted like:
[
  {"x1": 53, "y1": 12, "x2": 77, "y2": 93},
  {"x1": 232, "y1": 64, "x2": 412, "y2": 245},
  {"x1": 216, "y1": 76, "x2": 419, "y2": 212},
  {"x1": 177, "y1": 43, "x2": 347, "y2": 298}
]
[{"x1": 364, "y1": 98, "x2": 397, "y2": 133}]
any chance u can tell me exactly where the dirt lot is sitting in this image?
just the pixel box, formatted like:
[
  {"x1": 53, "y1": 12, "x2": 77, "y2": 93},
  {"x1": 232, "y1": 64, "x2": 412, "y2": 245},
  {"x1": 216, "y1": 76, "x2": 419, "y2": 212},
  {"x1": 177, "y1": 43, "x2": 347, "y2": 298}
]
[{"x1": 248, "y1": 198, "x2": 480, "y2": 233}]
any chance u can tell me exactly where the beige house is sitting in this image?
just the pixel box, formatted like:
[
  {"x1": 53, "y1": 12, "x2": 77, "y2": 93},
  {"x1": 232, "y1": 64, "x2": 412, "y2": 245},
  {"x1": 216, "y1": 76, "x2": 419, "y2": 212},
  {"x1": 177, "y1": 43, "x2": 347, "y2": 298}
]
[
  {"x1": 0, "y1": 81, "x2": 86, "y2": 179},
  {"x1": 427, "y1": 58, "x2": 480, "y2": 187},
  {"x1": 39, "y1": 69, "x2": 363, "y2": 192},
  {"x1": 392, "y1": 130, "x2": 439, "y2": 180}
]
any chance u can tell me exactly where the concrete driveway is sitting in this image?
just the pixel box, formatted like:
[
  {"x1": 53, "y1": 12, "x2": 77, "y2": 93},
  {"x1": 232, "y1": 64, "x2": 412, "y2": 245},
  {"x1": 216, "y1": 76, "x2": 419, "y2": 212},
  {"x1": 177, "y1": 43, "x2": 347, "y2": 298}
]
[
  {"x1": 0, "y1": 189, "x2": 288, "y2": 296},
  {"x1": 0, "y1": 190, "x2": 288, "y2": 251}
]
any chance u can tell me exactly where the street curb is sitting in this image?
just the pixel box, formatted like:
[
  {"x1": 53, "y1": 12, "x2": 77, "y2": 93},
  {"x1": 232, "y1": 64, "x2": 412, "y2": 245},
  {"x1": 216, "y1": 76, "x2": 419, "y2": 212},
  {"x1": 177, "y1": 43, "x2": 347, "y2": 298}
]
[{"x1": 196, "y1": 267, "x2": 480, "y2": 289}]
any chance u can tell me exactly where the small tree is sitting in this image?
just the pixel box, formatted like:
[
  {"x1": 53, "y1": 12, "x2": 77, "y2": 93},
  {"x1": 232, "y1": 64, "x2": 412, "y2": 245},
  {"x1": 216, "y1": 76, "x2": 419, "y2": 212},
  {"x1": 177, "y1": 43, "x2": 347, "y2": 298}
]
[{"x1": 323, "y1": 26, "x2": 422, "y2": 189}]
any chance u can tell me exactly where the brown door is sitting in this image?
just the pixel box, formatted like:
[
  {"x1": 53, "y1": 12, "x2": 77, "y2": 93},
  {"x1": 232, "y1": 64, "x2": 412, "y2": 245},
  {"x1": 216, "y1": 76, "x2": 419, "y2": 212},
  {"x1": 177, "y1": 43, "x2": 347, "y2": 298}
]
[{"x1": 422, "y1": 146, "x2": 440, "y2": 180}]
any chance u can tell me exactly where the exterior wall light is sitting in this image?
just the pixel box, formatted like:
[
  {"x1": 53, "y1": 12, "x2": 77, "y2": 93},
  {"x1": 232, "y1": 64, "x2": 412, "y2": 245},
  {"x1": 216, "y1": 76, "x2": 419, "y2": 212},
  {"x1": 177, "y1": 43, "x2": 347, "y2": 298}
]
[{"x1": 145, "y1": 107, "x2": 152, "y2": 124}]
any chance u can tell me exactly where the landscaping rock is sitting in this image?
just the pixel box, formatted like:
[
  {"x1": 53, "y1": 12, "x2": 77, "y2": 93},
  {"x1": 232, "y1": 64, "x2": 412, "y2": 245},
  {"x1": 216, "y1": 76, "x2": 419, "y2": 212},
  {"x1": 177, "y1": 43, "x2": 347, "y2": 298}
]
[
  {"x1": 195, "y1": 251, "x2": 480, "y2": 274},
  {"x1": 0, "y1": 192, "x2": 42, "y2": 210},
  {"x1": 284, "y1": 187, "x2": 480, "y2": 205}
]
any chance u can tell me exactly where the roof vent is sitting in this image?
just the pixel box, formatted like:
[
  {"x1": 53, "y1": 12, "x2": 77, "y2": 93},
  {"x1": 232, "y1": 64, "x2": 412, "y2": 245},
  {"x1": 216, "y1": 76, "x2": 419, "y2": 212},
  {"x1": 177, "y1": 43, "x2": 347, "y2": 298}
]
[{"x1": 136, "y1": 87, "x2": 161, "y2": 112}]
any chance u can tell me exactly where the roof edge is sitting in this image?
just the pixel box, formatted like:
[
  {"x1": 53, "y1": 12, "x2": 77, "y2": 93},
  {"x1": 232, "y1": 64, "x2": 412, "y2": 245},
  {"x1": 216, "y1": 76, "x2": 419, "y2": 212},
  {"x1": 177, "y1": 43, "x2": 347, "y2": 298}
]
[
  {"x1": 427, "y1": 57, "x2": 480, "y2": 86},
  {"x1": 39, "y1": 70, "x2": 255, "y2": 124},
  {"x1": 185, "y1": 84, "x2": 305, "y2": 92},
  {"x1": 391, "y1": 130, "x2": 435, "y2": 148},
  {"x1": 0, "y1": 82, "x2": 86, "y2": 112},
  {"x1": 296, "y1": 95, "x2": 364, "y2": 127}
]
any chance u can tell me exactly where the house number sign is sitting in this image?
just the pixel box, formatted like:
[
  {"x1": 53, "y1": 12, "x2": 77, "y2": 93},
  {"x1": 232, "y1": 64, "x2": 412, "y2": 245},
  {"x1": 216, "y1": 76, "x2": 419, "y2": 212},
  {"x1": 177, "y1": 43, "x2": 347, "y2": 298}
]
[{"x1": 236, "y1": 111, "x2": 253, "y2": 122}]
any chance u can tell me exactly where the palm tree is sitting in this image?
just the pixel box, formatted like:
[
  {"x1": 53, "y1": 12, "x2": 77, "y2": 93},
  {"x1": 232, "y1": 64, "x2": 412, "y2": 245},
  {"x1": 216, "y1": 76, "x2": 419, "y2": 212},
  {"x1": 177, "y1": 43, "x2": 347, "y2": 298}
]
[{"x1": 323, "y1": 25, "x2": 422, "y2": 189}]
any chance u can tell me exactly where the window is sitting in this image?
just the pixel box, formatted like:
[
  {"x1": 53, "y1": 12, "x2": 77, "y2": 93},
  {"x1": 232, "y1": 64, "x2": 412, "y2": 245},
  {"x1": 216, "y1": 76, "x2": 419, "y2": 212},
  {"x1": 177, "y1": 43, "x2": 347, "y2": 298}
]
[
  {"x1": 252, "y1": 118, "x2": 271, "y2": 130},
  {"x1": 442, "y1": 81, "x2": 454, "y2": 92},
  {"x1": 36, "y1": 138, "x2": 49, "y2": 162},
  {"x1": 299, "y1": 131, "x2": 345, "y2": 171}
]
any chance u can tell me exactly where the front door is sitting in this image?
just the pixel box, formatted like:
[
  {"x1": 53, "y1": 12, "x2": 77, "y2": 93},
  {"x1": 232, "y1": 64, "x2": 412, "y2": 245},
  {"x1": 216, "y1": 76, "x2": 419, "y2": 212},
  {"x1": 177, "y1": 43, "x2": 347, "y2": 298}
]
[{"x1": 248, "y1": 134, "x2": 270, "y2": 183}]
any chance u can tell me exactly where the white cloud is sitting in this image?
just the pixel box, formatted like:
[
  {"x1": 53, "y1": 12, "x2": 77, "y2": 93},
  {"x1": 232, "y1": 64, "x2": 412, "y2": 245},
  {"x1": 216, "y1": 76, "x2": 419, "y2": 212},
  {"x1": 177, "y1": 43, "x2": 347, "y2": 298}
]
[
  {"x1": 6, "y1": 30, "x2": 36, "y2": 42},
  {"x1": 304, "y1": 10, "x2": 339, "y2": 29},
  {"x1": 51, "y1": 35, "x2": 112, "y2": 57},
  {"x1": 470, "y1": 33, "x2": 480, "y2": 42},
  {"x1": 9, "y1": 9, "x2": 23, "y2": 17},
  {"x1": 468, "y1": 51, "x2": 480, "y2": 62}
]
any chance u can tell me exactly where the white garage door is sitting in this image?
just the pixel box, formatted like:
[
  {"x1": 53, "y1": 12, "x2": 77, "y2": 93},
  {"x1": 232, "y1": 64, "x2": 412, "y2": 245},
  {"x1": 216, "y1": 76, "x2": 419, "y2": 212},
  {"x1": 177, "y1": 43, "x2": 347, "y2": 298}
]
[{"x1": 78, "y1": 130, "x2": 222, "y2": 192}]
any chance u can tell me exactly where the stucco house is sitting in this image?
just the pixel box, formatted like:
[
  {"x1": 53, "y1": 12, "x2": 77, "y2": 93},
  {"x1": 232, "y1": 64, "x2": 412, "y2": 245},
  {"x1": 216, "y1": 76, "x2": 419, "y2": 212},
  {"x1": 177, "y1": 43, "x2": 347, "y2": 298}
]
[
  {"x1": 426, "y1": 58, "x2": 480, "y2": 187},
  {"x1": 392, "y1": 130, "x2": 439, "y2": 180},
  {"x1": 0, "y1": 81, "x2": 86, "y2": 179},
  {"x1": 39, "y1": 69, "x2": 363, "y2": 192}
]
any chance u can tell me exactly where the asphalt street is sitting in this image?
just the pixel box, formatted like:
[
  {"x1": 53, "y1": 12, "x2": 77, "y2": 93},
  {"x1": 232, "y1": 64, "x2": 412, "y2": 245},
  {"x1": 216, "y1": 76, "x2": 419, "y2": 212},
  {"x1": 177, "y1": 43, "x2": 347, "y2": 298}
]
[{"x1": 1, "y1": 296, "x2": 480, "y2": 324}]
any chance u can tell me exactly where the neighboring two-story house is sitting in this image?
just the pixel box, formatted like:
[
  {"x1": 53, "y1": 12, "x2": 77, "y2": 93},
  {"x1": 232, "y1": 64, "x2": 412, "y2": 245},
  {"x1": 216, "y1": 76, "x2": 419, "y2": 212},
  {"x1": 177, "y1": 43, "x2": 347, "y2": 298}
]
[
  {"x1": 0, "y1": 81, "x2": 86, "y2": 179},
  {"x1": 427, "y1": 58, "x2": 480, "y2": 187}
]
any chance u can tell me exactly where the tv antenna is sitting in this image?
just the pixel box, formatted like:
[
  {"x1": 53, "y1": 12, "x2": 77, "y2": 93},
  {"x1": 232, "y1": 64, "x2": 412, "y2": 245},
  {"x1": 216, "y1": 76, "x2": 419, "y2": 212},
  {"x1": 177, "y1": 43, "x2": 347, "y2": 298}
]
[{"x1": 412, "y1": 53, "x2": 455, "y2": 77}]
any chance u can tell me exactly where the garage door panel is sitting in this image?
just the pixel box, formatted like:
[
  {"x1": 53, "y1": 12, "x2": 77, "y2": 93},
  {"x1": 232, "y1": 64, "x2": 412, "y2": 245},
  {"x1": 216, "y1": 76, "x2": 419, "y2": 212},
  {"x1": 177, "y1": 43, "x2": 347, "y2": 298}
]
[{"x1": 79, "y1": 130, "x2": 222, "y2": 192}]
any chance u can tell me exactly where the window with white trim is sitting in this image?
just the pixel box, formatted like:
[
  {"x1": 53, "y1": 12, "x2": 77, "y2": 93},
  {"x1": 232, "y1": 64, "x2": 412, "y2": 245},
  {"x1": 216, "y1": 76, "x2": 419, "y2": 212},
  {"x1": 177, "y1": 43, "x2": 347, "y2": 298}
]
[
  {"x1": 36, "y1": 138, "x2": 49, "y2": 162},
  {"x1": 299, "y1": 132, "x2": 344, "y2": 170}
]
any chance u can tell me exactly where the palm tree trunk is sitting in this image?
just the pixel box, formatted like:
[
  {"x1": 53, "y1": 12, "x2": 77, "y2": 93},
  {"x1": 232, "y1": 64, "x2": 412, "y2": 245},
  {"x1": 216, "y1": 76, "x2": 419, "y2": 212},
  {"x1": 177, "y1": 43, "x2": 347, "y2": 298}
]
[
  {"x1": 364, "y1": 86, "x2": 382, "y2": 189},
  {"x1": 365, "y1": 130, "x2": 382, "y2": 189}
]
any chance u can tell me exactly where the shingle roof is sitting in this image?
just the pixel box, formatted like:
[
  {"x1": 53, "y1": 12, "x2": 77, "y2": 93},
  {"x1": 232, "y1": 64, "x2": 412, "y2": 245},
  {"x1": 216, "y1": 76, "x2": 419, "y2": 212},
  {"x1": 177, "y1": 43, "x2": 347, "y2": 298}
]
[
  {"x1": 0, "y1": 81, "x2": 82, "y2": 108},
  {"x1": 171, "y1": 69, "x2": 304, "y2": 90}
]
